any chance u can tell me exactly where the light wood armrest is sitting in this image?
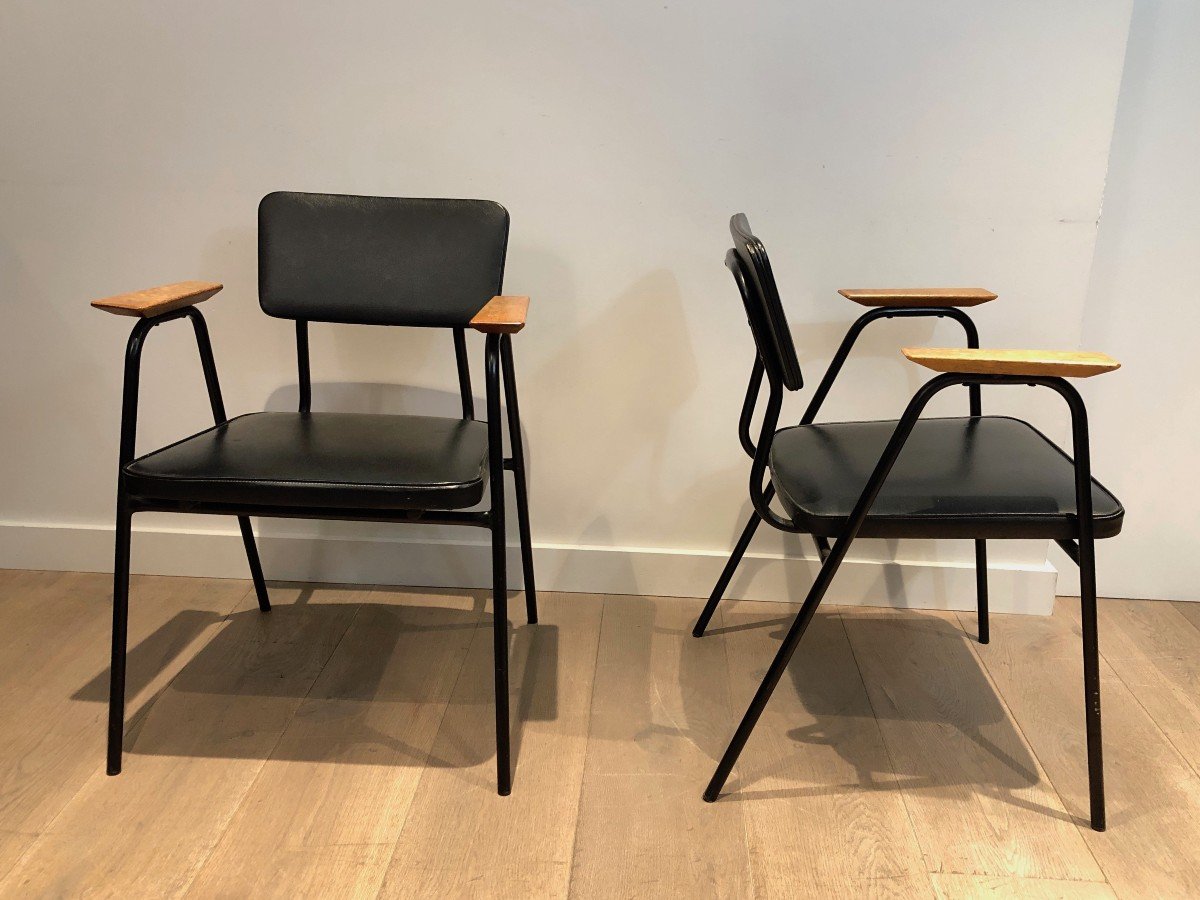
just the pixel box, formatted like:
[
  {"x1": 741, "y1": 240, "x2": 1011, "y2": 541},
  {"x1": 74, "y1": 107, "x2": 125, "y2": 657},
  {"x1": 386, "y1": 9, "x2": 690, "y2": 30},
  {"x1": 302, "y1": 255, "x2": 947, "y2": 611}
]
[
  {"x1": 91, "y1": 281, "x2": 222, "y2": 318},
  {"x1": 470, "y1": 295, "x2": 528, "y2": 334},
  {"x1": 903, "y1": 347, "x2": 1121, "y2": 378},
  {"x1": 840, "y1": 288, "x2": 997, "y2": 308}
]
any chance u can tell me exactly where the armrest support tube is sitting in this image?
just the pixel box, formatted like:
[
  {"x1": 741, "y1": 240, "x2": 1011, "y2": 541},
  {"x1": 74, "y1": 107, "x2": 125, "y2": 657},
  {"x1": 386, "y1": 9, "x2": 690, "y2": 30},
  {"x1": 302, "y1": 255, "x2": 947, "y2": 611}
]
[
  {"x1": 484, "y1": 333, "x2": 505, "y2": 475},
  {"x1": 801, "y1": 307, "x2": 981, "y2": 425},
  {"x1": 828, "y1": 372, "x2": 1095, "y2": 566},
  {"x1": 117, "y1": 307, "x2": 228, "y2": 467}
]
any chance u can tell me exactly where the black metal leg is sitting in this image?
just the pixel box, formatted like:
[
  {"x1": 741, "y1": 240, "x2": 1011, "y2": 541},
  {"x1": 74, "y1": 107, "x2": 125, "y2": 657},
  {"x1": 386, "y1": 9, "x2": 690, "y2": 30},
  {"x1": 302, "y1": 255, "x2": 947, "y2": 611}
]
[
  {"x1": 500, "y1": 337, "x2": 537, "y2": 625},
  {"x1": 107, "y1": 502, "x2": 132, "y2": 776},
  {"x1": 814, "y1": 535, "x2": 832, "y2": 562},
  {"x1": 704, "y1": 540, "x2": 849, "y2": 801},
  {"x1": 491, "y1": 491, "x2": 511, "y2": 796},
  {"x1": 487, "y1": 335, "x2": 512, "y2": 796},
  {"x1": 1078, "y1": 535, "x2": 1105, "y2": 831},
  {"x1": 237, "y1": 516, "x2": 271, "y2": 612},
  {"x1": 693, "y1": 490, "x2": 773, "y2": 638},
  {"x1": 975, "y1": 539, "x2": 989, "y2": 644}
]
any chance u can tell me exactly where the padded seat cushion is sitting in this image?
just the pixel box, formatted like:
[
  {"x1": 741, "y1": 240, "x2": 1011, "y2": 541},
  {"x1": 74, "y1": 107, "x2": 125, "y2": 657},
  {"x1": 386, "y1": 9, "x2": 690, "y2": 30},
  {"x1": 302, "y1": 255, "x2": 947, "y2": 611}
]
[
  {"x1": 124, "y1": 412, "x2": 489, "y2": 511},
  {"x1": 769, "y1": 416, "x2": 1123, "y2": 539}
]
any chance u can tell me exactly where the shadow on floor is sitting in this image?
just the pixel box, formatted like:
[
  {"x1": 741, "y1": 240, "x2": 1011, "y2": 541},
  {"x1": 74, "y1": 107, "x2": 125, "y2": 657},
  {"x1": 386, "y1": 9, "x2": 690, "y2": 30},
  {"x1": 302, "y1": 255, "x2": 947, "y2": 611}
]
[
  {"x1": 707, "y1": 606, "x2": 1069, "y2": 822},
  {"x1": 74, "y1": 586, "x2": 555, "y2": 772}
]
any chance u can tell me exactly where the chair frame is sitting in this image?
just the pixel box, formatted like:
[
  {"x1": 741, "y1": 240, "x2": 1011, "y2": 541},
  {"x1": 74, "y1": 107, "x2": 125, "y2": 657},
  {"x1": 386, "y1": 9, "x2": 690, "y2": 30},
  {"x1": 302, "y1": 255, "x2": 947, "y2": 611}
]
[
  {"x1": 697, "y1": 241, "x2": 1110, "y2": 831},
  {"x1": 693, "y1": 302, "x2": 985, "y2": 638},
  {"x1": 106, "y1": 304, "x2": 536, "y2": 796}
]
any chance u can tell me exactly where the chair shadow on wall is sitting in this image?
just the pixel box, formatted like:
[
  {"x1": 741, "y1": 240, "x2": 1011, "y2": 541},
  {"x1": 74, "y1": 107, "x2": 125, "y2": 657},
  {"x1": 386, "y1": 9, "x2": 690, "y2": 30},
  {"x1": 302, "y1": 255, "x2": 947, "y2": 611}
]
[
  {"x1": 73, "y1": 586, "x2": 557, "y2": 776},
  {"x1": 697, "y1": 607, "x2": 1073, "y2": 823}
]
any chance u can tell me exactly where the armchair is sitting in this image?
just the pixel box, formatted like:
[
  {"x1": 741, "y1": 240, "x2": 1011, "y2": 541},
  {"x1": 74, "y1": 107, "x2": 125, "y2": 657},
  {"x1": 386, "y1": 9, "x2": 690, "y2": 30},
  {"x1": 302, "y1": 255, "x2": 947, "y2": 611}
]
[{"x1": 93, "y1": 192, "x2": 537, "y2": 796}]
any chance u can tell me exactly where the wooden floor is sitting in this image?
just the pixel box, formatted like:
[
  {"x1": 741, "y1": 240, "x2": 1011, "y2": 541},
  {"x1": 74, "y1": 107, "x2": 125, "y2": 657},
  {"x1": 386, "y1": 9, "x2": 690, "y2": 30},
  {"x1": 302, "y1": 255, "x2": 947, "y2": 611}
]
[{"x1": 1, "y1": 571, "x2": 1198, "y2": 898}]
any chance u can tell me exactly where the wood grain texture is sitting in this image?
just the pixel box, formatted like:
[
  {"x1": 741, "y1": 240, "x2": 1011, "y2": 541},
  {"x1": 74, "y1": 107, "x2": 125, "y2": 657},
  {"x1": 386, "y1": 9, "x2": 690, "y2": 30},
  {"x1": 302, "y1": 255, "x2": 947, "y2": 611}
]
[
  {"x1": 840, "y1": 288, "x2": 997, "y2": 307},
  {"x1": 1171, "y1": 600, "x2": 1200, "y2": 634},
  {"x1": 3, "y1": 576, "x2": 1200, "y2": 898},
  {"x1": 2, "y1": 583, "x2": 364, "y2": 898},
  {"x1": 930, "y1": 874, "x2": 1115, "y2": 898},
  {"x1": 0, "y1": 572, "x2": 250, "y2": 880},
  {"x1": 841, "y1": 608, "x2": 1101, "y2": 881},
  {"x1": 1087, "y1": 599, "x2": 1200, "y2": 777},
  {"x1": 903, "y1": 347, "x2": 1121, "y2": 378},
  {"x1": 717, "y1": 601, "x2": 928, "y2": 898},
  {"x1": 90, "y1": 280, "x2": 222, "y2": 317},
  {"x1": 961, "y1": 603, "x2": 1200, "y2": 898},
  {"x1": 469, "y1": 295, "x2": 528, "y2": 333},
  {"x1": 379, "y1": 594, "x2": 600, "y2": 899},
  {"x1": 569, "y1": 594, "x2": 753, "y2": 898},
  {"x1": 187, "y1": 587, "x2": 486, "y2": 899}
]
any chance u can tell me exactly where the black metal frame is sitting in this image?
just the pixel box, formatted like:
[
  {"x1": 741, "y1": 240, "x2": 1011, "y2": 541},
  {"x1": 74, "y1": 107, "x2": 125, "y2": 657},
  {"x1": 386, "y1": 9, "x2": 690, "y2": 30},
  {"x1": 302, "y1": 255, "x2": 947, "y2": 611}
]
[
  {"x1": 107, "y1": 307, "x2": 536, "y2": 796},
  {"x1": 693, "y1": 304, "x2": 986, "y2": 638},
  {"x1": 695, "y1": 298, "x2": 1107, "y2": 829}
]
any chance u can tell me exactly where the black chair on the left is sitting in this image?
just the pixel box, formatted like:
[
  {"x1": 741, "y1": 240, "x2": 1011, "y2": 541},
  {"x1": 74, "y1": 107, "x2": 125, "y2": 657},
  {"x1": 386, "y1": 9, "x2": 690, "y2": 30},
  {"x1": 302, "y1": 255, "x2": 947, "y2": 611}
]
[{"x1": 91, "y1": 191, "x2": 537, "y2": 795}]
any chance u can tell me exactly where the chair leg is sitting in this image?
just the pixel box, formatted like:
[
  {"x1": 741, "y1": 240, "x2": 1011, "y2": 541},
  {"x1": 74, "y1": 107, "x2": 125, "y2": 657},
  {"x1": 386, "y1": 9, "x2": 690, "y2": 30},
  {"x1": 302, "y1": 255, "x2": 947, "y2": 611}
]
[
  {"x1": 693, "y1": 505, "x2": 766, "y2": 638},
  {"x1": 814, "y1": 535, "x2": 832, "y2": 561},
  {"x1": 107, "y1": 503, "x2": 132, "y2": 776},
  {"x1": 487, "y1": 333, "x2": 512, "y2": 796},
  {"x1": 704, "y1": 542, "x2": 848, "y2": 800},
  {"x1": 237, "y1": 516, "x2": 271, "y2": 612},
  {"x1": 1078, "y1": 535, "x2": 1105, "y2": 831},
  {"x1": 491, "y1": 503, "x2": 511, "y2": 796},
  {"x1": 500, "y1": 337, "x2": 537, "y2": 625},
  {"x1": 975, "y1": 539, "x2": 989, "y2": 644},
  {"x1": 510, "y1": 466, "x2": 537, "y2": 625}
]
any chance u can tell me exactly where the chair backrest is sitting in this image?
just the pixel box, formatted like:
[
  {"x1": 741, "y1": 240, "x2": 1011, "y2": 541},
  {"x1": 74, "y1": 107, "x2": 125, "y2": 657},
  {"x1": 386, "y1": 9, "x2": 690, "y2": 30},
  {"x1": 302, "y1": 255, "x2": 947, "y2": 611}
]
[
  {"x1": 727, "y1": 214, "x2": 803, "y2": 391},
  {"x1": 259, "y1": 191, "x2": 509, "y2": 327}
]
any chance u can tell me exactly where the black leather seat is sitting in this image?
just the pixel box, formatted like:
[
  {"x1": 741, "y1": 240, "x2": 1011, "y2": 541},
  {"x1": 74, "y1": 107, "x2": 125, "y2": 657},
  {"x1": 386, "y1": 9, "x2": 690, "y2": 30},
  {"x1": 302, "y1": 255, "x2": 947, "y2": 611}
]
[
  {"x1": 769, "y1": 416, "x2": 1123, "y2": 540},
  {"x1": 124, "y1": 412, "x2": 490, "y2": 510}
]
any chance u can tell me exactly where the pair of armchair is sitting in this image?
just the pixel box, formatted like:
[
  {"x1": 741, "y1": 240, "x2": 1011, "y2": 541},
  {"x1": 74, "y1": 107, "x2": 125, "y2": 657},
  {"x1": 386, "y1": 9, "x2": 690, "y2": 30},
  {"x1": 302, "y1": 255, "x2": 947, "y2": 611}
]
[{"x1": 92, "y1": 196, "x2": 1121, "y2": 833}]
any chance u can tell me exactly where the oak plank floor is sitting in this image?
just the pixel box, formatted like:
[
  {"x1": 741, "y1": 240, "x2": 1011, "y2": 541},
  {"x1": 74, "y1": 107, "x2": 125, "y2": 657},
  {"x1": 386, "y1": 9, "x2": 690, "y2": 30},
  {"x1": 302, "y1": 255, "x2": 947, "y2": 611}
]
[
  {"x1": 0, "y1": 570, "x2": 1198, "y2": 897},
  {"x1": 716, "y1": 601, "x2": 928, "y2": 898},
  {"x1": 569, "y1": 594, "x2": 752, "y2": 899},
  {"x1": 379, "y1": 593, "x2": 601, "y2": 899},
  {"x1": 961, "y1": 603, "x2": 1200, "y2": 899},
  {"x1": 842, "y1": 608, "x2": 1101, "y2": 882}
]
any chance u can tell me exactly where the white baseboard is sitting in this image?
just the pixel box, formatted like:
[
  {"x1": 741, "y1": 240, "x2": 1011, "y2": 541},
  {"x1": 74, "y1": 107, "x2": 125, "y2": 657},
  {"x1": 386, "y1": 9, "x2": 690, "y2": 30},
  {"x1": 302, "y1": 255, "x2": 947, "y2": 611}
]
[{"x1": 0, "y1": 521, "x2": 1059, "y2": 615}]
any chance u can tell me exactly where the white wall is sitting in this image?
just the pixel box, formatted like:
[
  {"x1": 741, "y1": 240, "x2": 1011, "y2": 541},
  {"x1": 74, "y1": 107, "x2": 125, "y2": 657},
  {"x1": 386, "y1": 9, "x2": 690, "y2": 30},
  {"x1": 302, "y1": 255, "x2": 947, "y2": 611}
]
[
  {"x1": 0, "y1": 1, "x2": 1135, "y2": 611},
  {"x1": 1057, "y1": 0, "x2": 1200, "y2": 601}
]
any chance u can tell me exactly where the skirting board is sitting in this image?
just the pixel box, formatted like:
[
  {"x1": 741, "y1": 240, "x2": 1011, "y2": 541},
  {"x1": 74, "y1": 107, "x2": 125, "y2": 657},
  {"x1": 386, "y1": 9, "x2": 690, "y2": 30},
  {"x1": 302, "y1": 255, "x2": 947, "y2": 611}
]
[{"x1": 0, "y1": 521, "x2": 1059, "y2": 615}]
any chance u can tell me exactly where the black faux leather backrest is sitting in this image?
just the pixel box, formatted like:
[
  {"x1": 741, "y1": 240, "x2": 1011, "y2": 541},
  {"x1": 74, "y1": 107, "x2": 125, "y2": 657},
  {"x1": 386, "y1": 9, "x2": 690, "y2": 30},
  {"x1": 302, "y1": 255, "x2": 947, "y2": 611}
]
[
  {"x1": 728, "y1": 214, "x2": 804, "y2": 391},
  {"x1": 259, "y1": 192, "x2": 509, "y2": 327}
]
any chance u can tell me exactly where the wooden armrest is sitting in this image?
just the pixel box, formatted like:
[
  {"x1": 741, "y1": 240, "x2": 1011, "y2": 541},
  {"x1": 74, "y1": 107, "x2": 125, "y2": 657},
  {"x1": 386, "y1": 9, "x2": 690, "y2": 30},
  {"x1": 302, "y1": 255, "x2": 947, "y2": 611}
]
[
  {"x1": 91, "y1": 281, "x2": 223, "y2": 318},
  {"x1": 903, "y1": 347, "x2": 1121, "y2": 378},
  {"x1": 839, "y1": 288, "x2": 997, "y2": 308},
  {"x1": 470, "y1": 295, "x2": 528, "y2": 334}
]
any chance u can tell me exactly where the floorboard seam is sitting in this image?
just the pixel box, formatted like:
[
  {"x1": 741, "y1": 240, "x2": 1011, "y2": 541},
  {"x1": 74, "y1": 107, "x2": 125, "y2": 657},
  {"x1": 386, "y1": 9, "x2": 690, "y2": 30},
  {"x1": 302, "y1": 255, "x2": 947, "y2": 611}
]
[
  {"x1": 955, "y1": 609, "x2": 1109, "y2": 884},
  {"x1": 715, "y1": 601, "x2": 760, "y2": 899},
  {"x1": 564, "y1": 593, "x2": 607, "y2": 900},
  {"x1": 837, "y1": 608, "x2": 939, "y2": 884},
  {"x1": 374, "y1": 587, "x2": 493, "y2": 899},
  {"x1": 179, "y1": 586, "x2": 366, "y2": 898},
  {"x1": 0, "y1": 577, "x2": 259, "y2": 894}
]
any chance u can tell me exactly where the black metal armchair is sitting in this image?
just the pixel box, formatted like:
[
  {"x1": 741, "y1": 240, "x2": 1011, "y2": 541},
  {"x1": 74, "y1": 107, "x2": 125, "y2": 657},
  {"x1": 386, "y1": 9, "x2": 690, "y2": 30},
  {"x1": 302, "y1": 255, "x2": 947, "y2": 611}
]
[
  {"x1": 697, "y1": 214, "x2": 1123, "y2": 831},
  {"x1": 92, "y1": 191, "x2": 537, "y2": 795}
]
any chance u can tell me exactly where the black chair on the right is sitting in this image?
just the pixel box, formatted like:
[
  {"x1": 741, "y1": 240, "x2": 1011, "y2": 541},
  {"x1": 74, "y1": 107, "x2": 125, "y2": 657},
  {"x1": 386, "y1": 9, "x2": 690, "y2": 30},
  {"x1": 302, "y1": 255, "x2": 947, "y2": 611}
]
[{"x1": 697, "y1": 214, "x2": 1123, "y2": 831}]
